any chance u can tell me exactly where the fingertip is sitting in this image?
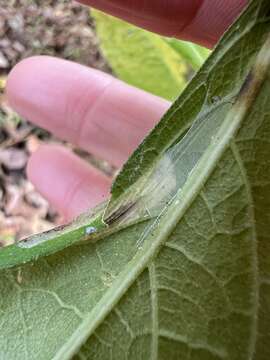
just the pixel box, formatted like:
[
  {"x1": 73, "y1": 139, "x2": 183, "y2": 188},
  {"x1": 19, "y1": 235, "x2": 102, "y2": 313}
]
[
  {"x1": 26, "y1": 144, "x2": 69, "y2": 204},
  {"x1": 6, "y1": 55, "x2": 115, "y2": 143},
  {"x1": 27, "y1": 144, "x2": 111, "y2": 220},
  {"x1": 26, "y1": 143, "x2": 53, "y2": 185},
  {"x1": 7, "y1": 56, "x2": 46, "y2": 111}
]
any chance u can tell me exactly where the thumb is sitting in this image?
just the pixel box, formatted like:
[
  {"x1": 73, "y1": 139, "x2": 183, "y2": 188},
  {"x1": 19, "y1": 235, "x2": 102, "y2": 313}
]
[{"x1": 78, "y1": 0, "x2": 247, "y2": 47}]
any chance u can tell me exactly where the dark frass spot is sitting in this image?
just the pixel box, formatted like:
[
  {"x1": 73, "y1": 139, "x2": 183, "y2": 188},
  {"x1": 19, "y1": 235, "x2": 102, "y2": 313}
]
[{"x1": 105, "y1": 201, "x2": 137, "y2": 225}]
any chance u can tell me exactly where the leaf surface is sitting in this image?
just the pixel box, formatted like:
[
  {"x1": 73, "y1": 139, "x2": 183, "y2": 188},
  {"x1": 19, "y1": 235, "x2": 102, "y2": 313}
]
[
  {"x1": 164, "y1": 38, "x2": 211, "y2": 70},
  {"x1": 92, "y1": 10, "x2": 189, "y2": 100},
  {"x1": 0, "y1": 1, "x2": 270, "y2": 360}
]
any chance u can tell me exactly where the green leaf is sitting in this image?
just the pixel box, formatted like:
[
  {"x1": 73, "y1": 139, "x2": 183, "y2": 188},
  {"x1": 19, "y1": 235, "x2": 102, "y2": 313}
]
[
  {"x1": 92, "y1": 10, "x2": 189, "y2": 100},
  {"x1": 164, "y1": 39, "x2": 211, "y2": 70},
  {"x1": 1, "y1": 1, "x2": 270, "y2": 359}
]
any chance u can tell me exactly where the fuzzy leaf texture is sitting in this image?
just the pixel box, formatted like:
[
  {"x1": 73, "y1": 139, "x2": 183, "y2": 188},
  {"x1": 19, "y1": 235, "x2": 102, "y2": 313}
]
[{"x1": 0, "y1": 1, "x2": 270, "y2": 359}]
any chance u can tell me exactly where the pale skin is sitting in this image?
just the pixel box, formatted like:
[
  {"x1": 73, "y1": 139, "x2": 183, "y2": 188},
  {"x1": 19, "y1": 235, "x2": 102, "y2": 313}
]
[{"x1": 6, "y1": 0, "x2": 247, "y2": 221}]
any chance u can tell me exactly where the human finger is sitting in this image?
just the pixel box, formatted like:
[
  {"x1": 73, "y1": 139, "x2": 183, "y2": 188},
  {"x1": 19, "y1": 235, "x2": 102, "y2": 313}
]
[
  {"x1": 27, "y1": 145, "x2": 111, "y2": 221},
  {"x1": 79, "y1": 0, "x2": 247, "y2": 47},
  {"x1": 7, "y1": 56, "x2": 170, "y2": 167}
]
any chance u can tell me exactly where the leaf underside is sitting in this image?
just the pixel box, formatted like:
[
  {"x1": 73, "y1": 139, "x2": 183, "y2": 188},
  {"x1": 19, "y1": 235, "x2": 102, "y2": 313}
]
[{"x1": 0, "y1": 1, "x2": 270, "y2": 360}]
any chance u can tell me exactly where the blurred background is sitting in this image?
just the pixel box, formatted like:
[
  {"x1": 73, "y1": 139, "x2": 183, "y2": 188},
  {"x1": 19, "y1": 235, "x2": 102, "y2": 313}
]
[
  {"x1": 0, "y1": 0, "x2": 113, "y2": 245},
  {"x1": 0, "y1": 0, "x2": 209, "y2": 245}
]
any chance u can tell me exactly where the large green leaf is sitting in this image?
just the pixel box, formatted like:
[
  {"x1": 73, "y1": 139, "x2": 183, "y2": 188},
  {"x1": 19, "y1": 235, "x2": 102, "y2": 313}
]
[
  {"x1": 92, "y1": 10, "x2": 189, "y2": 100},
  {"x1": 164, "y1": 38, "x2": 211, "y2": 70},
  {"x1": 0, "y1": 1, "x2": 270, "y2": 359}
]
